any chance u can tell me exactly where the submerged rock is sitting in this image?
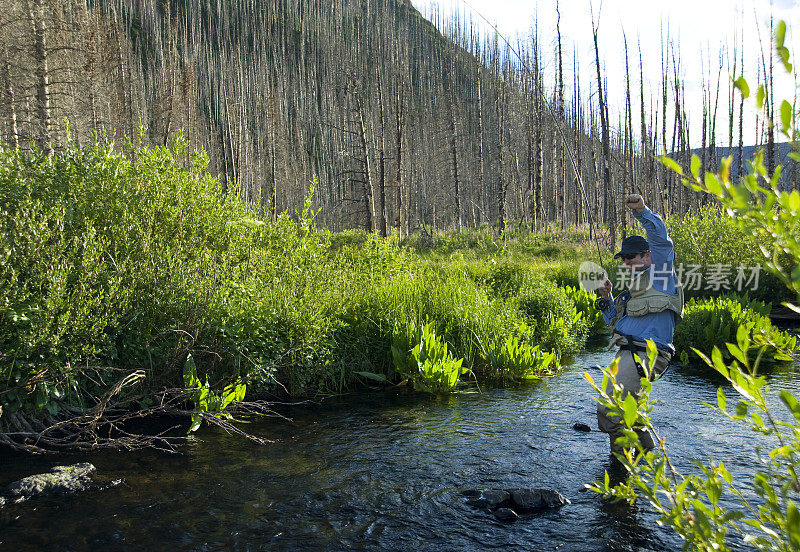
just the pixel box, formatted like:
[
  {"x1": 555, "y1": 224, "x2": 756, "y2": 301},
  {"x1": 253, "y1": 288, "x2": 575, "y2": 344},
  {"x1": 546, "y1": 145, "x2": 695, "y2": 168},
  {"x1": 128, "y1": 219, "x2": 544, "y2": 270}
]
[
  {"x1": 464, "y1": 486, "x2": 570, "y2": 521},
  {"x1": 572, "y1": 422, "x2": 592, "y2": 432},
  {"x1": 3, "y1": 463, "x2": 97, "y2": 504},
  {"x1": 510, "y1": 488, "x2": 570, "y2": 511},
  {"x1": 464, "y1": 489, "x2": 510, "y2": 509},
  {"x1": 493, "y1": 507, "x2": 519, "y2": 522}
]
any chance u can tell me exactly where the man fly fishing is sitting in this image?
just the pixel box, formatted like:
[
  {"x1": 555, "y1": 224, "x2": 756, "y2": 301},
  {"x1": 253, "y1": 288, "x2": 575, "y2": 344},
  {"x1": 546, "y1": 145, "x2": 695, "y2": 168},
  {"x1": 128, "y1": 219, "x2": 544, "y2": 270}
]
[{"x1": 594, "y1": 193, "x2": 684, "y2": 455}]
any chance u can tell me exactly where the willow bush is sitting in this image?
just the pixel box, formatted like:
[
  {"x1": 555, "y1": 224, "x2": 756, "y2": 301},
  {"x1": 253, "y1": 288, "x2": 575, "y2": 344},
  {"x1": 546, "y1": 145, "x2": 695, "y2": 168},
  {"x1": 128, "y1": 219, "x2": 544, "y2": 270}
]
[
  {"x1": 674, "y1": 296, "x2": 797, "y2": 365},
  {"x1": 0, "y1": 135, "x2": 340, "y2": 420},
  {"x1": 663, "y1": 204, "x2": 791, "y2": 304}
]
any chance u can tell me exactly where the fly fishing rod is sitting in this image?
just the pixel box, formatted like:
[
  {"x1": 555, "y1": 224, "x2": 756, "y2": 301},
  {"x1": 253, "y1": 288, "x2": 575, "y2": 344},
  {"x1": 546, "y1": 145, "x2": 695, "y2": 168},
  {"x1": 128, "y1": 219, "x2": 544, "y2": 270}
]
[{"x1": 459, "y1": 0, "x2": 607, "y2": 269}]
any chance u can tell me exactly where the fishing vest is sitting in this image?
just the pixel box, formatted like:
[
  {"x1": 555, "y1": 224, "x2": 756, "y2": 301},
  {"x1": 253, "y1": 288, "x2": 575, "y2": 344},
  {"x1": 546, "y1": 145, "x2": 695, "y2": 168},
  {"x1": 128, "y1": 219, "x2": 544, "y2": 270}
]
[{"x1": 610, "y1": 266, "x2": 684, "y2": 332}]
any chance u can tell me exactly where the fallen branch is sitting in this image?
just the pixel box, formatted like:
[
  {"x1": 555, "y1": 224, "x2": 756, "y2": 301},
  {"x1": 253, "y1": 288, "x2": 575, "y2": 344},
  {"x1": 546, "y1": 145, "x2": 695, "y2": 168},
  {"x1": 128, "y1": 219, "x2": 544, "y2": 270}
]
[{"x1": 0, "y1": 369, "x2": 282, "y2": 454}]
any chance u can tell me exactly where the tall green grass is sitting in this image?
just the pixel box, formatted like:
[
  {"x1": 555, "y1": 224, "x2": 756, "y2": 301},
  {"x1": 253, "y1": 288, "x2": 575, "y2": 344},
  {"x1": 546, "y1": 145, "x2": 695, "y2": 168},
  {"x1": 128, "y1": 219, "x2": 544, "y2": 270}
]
[
  {"x1": 5, "y1": 135, "x2": 780, "y2": 427},
  {"x1": 1, "y1": 137, "x2": 604, "y2": 425}
]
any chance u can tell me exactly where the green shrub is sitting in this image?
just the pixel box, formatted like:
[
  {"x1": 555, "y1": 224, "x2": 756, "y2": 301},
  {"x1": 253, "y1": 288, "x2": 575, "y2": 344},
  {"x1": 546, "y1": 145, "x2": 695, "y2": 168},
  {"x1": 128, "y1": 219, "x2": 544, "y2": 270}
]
[
  {"x1": 481, "y1": 260, "x2": 529, "y2": 297},
  {"x1": 515, "y1": 279, "x2": 589, "y2": 356},
  {"x1": 540, "y1": 258, "x2": 585, "y2": 288},
  {"x1": 665, "y1": 204, "x2": 791, "y2": 303},
  {"x1": 0, "y1": 136, "x2": 345, "y2": 416},
  {"x1": 674, "y1": 296, "x2": 797, "y2": 364}
]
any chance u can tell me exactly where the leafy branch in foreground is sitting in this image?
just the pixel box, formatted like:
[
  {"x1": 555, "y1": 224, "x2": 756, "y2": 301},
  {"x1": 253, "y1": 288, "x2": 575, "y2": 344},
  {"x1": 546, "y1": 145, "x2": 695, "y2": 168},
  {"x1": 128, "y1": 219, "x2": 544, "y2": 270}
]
[{"x1": 586, "y1": 330, "x2": 800, "y2": 552}]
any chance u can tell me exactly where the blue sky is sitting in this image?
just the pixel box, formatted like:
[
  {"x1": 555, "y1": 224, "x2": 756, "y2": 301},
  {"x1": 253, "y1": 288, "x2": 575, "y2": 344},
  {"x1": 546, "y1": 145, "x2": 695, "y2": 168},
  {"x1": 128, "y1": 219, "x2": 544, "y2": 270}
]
[{"x1": 412, "y1": 0, "x2": 800, "y2": 148}]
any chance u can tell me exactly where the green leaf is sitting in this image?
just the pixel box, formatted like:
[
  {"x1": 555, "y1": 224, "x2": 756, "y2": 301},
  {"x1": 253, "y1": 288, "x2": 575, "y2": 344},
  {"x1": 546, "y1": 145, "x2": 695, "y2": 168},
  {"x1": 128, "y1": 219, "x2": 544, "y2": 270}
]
[
  {"x1": 622, "y1": 394, "x2": 638, "y2": 428},
  {"x1": 717, "y1": 387, "x2": 727, "y2": 411},
  {"x1": 704, "y1": 172, "x2": 724, "y2": 196},
  {"x1": 776, "y1": 20, "x2": 787, "y2": 49},
  {"x1": 691, "y1": 154, "x2": 701, "y2": 179},
  {"x1": 189, "y1": 414, "x2": 202, "y2": 433},
  {"x1": 721, "y1": 510, "x2": 745, "y2": 524},
  {"x1": 779, "y1": 390, "x2": 800, "y2": 422},
  {"x1": 736, "y1": 324, "x2": 750, "y2": 354},
  {"x1": 788, "y1": 501, "x2": 800, "y2": 548},
  {"x1": 711, "y1": 347, "x2": 727, "y2": 375},
  {"x1": 789, "y1": 190, "x2": 800, "y2": 212},
  {"x1": 735, "y1": 401, "x2": 749, "y2": 419},
  {"x1": 770, "y1": 445, "x2": 792, "y2": 459},
  {"x1": 705, "y1": 477, "x2": 722, "y2": 504},
  {"x1": 756, "y1": 85, "x2": 766, "y2": 109},
  {"x1": 233, "y1": 382, "x2": 246, "y2": 402},
  {"x1": 777, "y1": 44, "x2": 793, "y2": 73},
  {"x1": 355, "y1": 371, "x2": 388, "y2": 382},
  {"x1": 725, "y1": 343, "x2": 748, "y2": 366},
  {"x1": 780, "y1": 100, "x2": 793, "y2": 136},
  {"x1": 658, "y1": 155, "x2": 683, "y2": 175},
  {"x1": 183, "y1": 355, "x2": 199, "y2": 389},
  {"x1": 734, "y1": 76, "x2": 750, "y2": 98}
]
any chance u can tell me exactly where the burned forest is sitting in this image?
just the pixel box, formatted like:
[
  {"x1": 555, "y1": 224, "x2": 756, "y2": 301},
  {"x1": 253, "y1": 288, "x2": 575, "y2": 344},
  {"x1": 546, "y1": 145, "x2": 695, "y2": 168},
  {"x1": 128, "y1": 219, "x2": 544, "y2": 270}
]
[{"x1": 1, "y1": 0, "x2": 796, "y2": 237}]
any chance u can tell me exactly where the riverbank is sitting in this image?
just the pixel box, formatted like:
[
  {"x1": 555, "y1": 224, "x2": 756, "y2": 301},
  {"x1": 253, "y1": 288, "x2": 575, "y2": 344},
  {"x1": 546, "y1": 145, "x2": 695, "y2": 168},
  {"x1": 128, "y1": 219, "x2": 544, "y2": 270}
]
[{"x1": 1, "y1": 137, "x2": 795, "y2": 452}]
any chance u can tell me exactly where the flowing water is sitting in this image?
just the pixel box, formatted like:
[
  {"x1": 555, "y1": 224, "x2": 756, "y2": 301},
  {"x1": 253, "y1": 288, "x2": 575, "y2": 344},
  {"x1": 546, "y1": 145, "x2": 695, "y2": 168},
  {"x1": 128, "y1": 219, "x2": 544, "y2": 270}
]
[{"x1": 2, "y1": 347, "x2": 798, "y2": 552}]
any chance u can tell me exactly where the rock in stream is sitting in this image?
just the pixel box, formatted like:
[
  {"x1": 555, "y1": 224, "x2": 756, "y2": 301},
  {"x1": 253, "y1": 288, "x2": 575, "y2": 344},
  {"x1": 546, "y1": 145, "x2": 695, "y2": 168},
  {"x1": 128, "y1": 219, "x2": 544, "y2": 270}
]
[
  {"x1": 464, "y1": 487, "x2": 570, "y2": 521},
  {"x1": 1, "y1": 463, "x2": 104, "y2": 505}
]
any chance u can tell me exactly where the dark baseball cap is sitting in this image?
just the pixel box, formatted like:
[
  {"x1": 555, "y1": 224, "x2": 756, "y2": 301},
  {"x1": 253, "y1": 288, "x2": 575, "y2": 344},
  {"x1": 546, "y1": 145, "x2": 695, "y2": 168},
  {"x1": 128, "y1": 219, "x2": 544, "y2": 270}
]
[{"x1": 614, "y1": 235, "x2": 650, "y2": 258}]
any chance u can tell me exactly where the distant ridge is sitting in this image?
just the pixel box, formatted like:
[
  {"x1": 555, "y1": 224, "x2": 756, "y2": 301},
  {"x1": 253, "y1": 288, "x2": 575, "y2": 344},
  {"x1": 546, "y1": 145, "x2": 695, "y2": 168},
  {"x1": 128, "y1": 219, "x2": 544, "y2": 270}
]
[{"x1": 690, "y1": 142, "x2": 798, "y2": 186}]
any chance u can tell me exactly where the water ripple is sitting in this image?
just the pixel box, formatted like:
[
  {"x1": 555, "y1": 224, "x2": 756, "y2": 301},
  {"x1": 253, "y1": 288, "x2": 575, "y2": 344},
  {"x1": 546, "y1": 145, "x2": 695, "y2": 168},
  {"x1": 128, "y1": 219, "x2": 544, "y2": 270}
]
[{"x1": 1, "y1": 350, "x2": 797, "y2": 551}]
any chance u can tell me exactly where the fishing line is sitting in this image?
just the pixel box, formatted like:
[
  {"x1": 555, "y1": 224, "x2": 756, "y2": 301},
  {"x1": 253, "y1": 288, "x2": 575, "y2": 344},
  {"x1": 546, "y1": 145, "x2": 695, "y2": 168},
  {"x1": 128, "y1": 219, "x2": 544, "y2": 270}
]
[{"x1": 458, "y1": 0, "x2": 607, "y2": 268}]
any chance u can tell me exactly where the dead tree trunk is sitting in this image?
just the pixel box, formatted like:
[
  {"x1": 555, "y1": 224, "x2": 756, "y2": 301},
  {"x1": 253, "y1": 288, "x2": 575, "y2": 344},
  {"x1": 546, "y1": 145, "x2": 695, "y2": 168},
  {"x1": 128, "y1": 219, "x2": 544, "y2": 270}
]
[
  {"x1": 376, "y1": 69, "x2": 388, "y2": 236},
  {"x1": 349, "y1": 77, "x2": 374, "y2": 232},
  {"x1": 476, "y1": 70, "x2": 486, "y2": 225},
  {"x1": 29, "y1": 0, "x2": 52, "y2": 156},
  {"x1": 555, "y1": 3, "x2": 566, "y2": 227},
  {"x1": 496, "y1": 78, "x2": 507, "y2": 235},
  {"x1": 593, "y1": 18, "x2": 615, "y2": 244},
  {"x1": 737, "y1": 50, "x2": 745, "y2": 180},
  {"x1": 394, "y1": 87, "x2": 405, "y2": 237},
  {"x1": 2, "y1": 48, "x2": 18, "y2": 151},
  {"x1": 449, "y1": 91, "x2": 462, "y2": 230}
]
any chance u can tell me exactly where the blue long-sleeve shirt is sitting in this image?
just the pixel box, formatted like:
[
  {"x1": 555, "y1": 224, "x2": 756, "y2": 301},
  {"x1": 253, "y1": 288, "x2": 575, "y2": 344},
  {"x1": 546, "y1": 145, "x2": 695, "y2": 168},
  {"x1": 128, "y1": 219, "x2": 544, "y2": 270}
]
[{"x1": 602, "y1": 207, "x2": 678, "y2": 352}]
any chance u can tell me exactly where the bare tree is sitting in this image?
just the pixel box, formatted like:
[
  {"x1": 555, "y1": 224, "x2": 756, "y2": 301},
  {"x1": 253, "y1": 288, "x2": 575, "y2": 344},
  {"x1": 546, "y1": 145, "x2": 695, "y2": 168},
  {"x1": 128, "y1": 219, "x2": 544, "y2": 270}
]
[
  {"x1": 28, "y1": 0, "x2": 52, "y2": 156},
  {"x1": 592, "y1": 10, "x2": 615, "y2": 242},
  {"x1": 1, "y1": 47, "x2": 18, "y2": 151}
]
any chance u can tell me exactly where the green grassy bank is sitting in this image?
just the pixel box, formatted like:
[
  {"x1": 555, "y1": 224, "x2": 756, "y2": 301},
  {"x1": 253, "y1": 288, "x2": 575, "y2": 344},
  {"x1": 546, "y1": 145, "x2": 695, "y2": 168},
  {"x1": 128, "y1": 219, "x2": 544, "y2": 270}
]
[{"x1": 0, "y1": 137, "x2": 794, "y2": 450}]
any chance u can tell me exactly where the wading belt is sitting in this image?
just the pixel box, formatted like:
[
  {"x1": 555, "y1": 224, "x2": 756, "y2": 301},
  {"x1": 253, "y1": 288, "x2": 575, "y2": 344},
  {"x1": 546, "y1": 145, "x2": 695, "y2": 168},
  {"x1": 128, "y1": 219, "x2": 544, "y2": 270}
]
[{"x1": 615, "y1": 332, "x2": 655, "y2": 380}]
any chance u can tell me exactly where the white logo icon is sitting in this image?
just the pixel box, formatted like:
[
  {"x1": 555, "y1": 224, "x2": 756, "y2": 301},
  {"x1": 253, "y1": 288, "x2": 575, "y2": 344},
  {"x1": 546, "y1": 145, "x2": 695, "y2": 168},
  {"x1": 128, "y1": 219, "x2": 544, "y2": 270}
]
[{"x1": 578, "y1": 261, "x2": 606, "y2": 293}]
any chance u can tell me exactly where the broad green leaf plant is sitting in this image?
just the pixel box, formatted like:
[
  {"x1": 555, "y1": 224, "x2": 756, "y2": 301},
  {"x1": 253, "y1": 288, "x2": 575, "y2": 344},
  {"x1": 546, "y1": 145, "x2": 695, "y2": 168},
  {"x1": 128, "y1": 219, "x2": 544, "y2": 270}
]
[
  {"x1": 586, "y1": 20, "x2": 800, "y2": 552},
  {"x1": 183, "y1": 354, "x2": 246, "y2": 433},
  {"x1": 391, "y1": 321, "x2": 468, "y2": 392}
]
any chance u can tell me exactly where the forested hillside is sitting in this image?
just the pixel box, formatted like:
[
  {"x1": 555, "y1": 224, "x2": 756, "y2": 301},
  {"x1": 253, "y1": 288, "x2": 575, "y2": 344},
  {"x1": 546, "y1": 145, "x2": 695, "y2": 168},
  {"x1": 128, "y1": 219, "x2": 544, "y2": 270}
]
[{"x1": 3, "y1": 0, "x2": 793, "y2": 236}]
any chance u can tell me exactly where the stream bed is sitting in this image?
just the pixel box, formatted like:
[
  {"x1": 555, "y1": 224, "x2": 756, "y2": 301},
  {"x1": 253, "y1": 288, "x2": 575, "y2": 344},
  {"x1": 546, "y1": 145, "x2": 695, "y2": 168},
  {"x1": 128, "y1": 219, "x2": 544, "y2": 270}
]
[{"x1": 2, "y1": 347, "x2": 798, "y2": 551}]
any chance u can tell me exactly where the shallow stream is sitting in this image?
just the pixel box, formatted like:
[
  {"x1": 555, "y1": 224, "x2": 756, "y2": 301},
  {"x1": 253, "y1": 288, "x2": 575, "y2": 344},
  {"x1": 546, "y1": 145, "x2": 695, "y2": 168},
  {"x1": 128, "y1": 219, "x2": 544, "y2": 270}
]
[{"x1": 2, "y1": 347, "x2": 798, "y2": 551}]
